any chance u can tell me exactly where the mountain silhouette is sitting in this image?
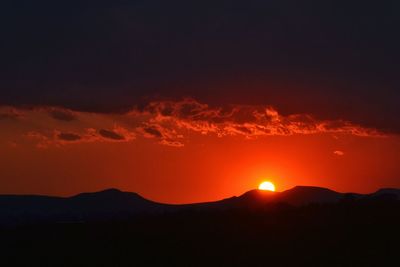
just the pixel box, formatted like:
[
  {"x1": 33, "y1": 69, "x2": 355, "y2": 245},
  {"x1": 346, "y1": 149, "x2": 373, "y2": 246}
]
[
  {"x1": 371, "y1": 188, "x2": 400, "y2": 198},
  {"x1": 70, "y1": 188, "x2": 170, "y2": 213},
  {"x1": 277, "y1": 186, "x2": 343, "y2": 205},
  {"x1": 0, "y1": 188, "x2": 174, "y2": 225},
  {"x1": 1, "y1": 186, "x2": 399, "y2": 226}
]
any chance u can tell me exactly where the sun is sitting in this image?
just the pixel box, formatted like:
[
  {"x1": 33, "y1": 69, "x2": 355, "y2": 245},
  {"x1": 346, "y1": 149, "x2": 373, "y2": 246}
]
[{"x1": 258, "y1": 181, "x2": 276, "y2": 192}]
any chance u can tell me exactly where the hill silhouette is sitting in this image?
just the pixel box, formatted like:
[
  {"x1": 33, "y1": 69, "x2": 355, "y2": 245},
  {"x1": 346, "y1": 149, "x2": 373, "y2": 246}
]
[
  {"x1": 1, "y1": 186, "x2": 400, "y2": 226},
  {"x1": 2, "y1": 186, "x2": 400, "y2": 266},
  {"x1": 232, "y1": 186, "x2": 343, "y2": 206}
]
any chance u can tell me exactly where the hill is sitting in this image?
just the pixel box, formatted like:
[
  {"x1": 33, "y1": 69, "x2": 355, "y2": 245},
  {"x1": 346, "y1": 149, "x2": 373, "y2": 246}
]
[{"x1": 1, "y1": 186, "x2": 400, "y2": 226}]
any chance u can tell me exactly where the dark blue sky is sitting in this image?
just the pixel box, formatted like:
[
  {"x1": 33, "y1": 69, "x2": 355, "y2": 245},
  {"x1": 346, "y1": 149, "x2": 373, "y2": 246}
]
[{"x1": 1, "y1": 0, "x2": 400, "y2": 132}]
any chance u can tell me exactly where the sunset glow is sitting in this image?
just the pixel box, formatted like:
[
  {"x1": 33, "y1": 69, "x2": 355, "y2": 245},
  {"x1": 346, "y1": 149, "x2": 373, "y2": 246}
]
[
  {"x1": 2, "y1": 1, "x2": 399, "y2": 265},
  {"x1": 1, "y1": 0, "x2": 400, "y2": 205},
  {"x1": 1, "y1": 106, "x2": 400, "y2": 204}
]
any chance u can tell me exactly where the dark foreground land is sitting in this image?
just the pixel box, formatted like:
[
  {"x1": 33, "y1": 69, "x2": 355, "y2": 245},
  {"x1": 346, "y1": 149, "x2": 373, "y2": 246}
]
[{"x1": 2, "y1": 200, "x2": 400, "y2": 267}]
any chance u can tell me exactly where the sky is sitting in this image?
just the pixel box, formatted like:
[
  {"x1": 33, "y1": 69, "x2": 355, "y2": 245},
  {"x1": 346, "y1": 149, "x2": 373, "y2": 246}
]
[{"x1": 1, "y1": 0, "x2": 400, "y2": 203}]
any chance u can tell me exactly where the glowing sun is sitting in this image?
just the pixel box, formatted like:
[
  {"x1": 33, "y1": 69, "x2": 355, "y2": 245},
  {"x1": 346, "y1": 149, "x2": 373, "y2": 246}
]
[{"x1": 258, "y1": 181, "x2": 276, "y2": 192}]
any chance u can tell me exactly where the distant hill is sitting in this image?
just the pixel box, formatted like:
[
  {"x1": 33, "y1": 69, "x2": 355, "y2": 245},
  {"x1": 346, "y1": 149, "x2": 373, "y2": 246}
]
[
  {"x1": 232, "y1": 186, "x2": 343, "y2": 206},
  {"x1": 0, "y1": 189, "x2": 175, "y2": 225},
  {"x1": 1, "y1": 186, "x2": 400, "y2": 226}
]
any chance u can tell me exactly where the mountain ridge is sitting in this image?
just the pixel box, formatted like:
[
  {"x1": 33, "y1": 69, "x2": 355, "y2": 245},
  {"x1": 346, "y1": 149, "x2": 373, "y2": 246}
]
[{"x1": 1, "y1": 186, "x2": 400, "y2": 226}]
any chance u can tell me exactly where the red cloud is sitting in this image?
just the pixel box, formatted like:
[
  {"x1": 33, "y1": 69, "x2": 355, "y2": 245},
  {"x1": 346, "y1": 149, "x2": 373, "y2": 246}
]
[
  {"x1": 137, "y1": 98, "x2": 383, "y2": 140},
  {"x1": 26, "y1": 127, "x2": 135, "y2": 148},
  {"x1": 0, "y1": 106, "x2": 24, "y2": 120},
  {"x1": 8, "y1": 99, "x2": 385, "y2": 148},
  {"x1": 334, "y1": 150, "x2": 345, "y2": 156}
]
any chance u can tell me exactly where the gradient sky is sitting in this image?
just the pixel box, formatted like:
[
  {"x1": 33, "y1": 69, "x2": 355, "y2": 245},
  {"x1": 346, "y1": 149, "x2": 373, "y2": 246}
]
[{"x1": 1, "y1": 0, "x2": 400, "y2": 203}]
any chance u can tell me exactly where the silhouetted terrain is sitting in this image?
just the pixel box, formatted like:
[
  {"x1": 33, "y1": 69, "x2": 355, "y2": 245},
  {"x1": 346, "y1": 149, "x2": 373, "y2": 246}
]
[{"x1": 2, "y1": 187, "x2": 400, "y2": 266}]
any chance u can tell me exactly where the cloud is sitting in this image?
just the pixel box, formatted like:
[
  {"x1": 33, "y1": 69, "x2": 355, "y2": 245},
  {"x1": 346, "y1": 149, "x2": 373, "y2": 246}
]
[
  {"x1": 1, "y1": 0, "x2": 400, "y2": 135},
  {"x1": 143, "y1": 126, "x2": 163, "y2": 138},
  {"x1": 139, "y1": 98, "x2": 384, "y2": 139},
  {"x1": 27, "y1": 131, "x2": 89, "y2": 148},
  {"x1": 48, "y1": 108, "x2": 77, "y2": 122},
  {"x1": 0, "y1": 107, "x2": 23, "y2": 121},
  {"x1": 57, "y1": 132, "x2": 82, "y2": 141},
  {"x1": 26, "y1": 126, "x2": 136, "y2": 148},
  {"x1": 140, "y1": 124, "x2": 184, "y2": 147},
  {"x1": 26, "y1": 132, "x2": 50, "y2": 149},
  {"x1": 99, "y1": 129, "x2": 125, "y2": 140},
  {"x1": 159, "y1": 139, "x2": 184, "y2": 148},
  {"x1": 334, "y1": 150, "x2": 345, "y2": 156},
  {"x1": 7, "y1": 99, "x2": 386, "y2": 148}
]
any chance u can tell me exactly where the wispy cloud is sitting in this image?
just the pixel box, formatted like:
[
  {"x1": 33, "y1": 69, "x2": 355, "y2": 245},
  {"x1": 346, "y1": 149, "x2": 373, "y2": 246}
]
[
  {"x1": 0, "y1": 107, "x2": 24, "y2": 121},
  {"x1": 48, "y1": 108, "x2": 78, "y2": 122},
  {"x1": 137, "y1": 99, "x2": 384, "y2": 139},
  {"x1": 3, "y1": 99, "x2": 385, "y2": 148},
  {"x1": 99, "y1": 129, "x2": 126, "y2": 141},
  {"x1": 334, "y1": 150, "x2": 345, "y2": 156}
]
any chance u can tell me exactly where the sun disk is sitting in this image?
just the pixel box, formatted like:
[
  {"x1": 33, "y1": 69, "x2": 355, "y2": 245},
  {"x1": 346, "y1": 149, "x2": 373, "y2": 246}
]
[{"x1": 258, "y1": 181, "x2": 276, "y2": 192}]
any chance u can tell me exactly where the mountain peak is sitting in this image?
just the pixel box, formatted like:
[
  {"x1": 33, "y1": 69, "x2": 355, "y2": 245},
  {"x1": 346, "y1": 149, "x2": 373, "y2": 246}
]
[
  {"x1": 74, "y1": 188, "x2": 123, "y2": 197},
  {"x1": 277, "y1": 186, "x2": 342, "y2": 205},
  {"x1": 372, "y1": 188, "x2": 400, "y2": 200},
  {"x1": 240, "y1": 189, "x2": 277, "y2": 197},
  {"x1": 233, "y1": 189, "x2": 278, "y2": 207},
  {"x1": 72, "y1": 188, "x2": 145, "y2": 201},
  {"x1": 289, "y1": 186, "x2": 338, "y2": 193},
  {"x1": 374, "y1": 188, "x2": 400, "y2": 194},
  {"x1": 97, "y1": 188, "x2": 123, "y2": 194}
]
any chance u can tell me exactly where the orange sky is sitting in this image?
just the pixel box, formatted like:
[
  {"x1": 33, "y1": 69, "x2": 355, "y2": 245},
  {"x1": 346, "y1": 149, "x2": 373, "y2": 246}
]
[{"x1": 1, "y1": 100, "x2": 400, "y2": 203}]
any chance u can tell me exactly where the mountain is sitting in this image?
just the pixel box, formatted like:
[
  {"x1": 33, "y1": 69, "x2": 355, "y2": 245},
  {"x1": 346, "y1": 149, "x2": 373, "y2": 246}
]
[
  {"x1": 69, "y1": 188, "x2": 172, "y2": 214},
  {"x1": 0, "y1": 189, "x2": 174, "y2": 226},
  {"x1": 212, "y1": 186, "x2": 351, "y2": 208},
  {"x1": 275, "y1": 186, "x2": 343, "y2": 205},
  {"x1": 368, "y1": 188, "x2": 400, "y2": 201},
  {"x1": 1, "y1": 186, "x2": 399, "y2": 226}
]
